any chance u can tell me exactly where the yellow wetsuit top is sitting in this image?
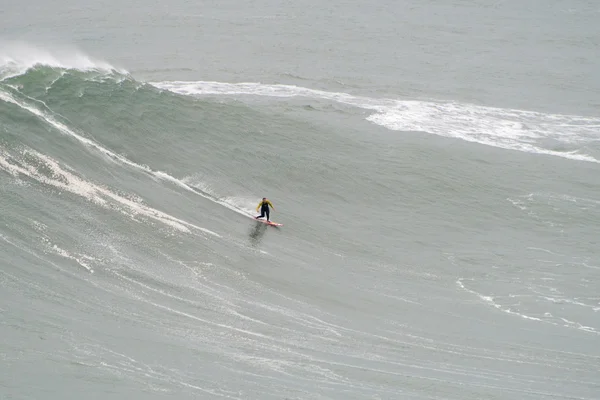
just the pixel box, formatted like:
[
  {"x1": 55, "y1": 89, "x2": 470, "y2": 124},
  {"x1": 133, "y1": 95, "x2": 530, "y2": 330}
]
[{"x1": 256, "y1": 199, "x2": 274, "y2": 211}]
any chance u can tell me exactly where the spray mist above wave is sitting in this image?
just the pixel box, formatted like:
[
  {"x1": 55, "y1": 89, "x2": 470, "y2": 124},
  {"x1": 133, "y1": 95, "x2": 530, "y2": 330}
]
[
  {"x1": 151, "y1": 80, "x2": 600, "y2": 164},
  {"x1": 0, "y1": 41, "x2": 127, "y2": 81}
]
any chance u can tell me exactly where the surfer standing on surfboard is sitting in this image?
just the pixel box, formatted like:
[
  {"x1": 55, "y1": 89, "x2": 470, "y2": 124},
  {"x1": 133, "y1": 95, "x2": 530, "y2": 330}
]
[{"x1": 255, "y1": 198, "x2": 274, "y2": 222}]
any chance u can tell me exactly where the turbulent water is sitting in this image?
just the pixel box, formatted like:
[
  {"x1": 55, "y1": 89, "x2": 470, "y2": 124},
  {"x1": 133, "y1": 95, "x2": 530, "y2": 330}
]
[{"x1": 1, "y1": 1, "x2": 600, "y2": 399}]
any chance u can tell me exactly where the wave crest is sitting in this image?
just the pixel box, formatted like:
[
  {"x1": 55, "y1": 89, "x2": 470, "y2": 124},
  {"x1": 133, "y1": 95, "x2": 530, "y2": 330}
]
[
  {"x1": 0, "y1": 41, "x2": 127, "y2": 81},
  {"x1": 151, "y1": 80, "x2": 600, "y2": 164}
]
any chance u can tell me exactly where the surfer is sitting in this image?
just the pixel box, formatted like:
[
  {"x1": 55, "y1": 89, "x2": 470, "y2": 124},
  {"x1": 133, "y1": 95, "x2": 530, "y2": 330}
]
[{"x1": 255, "y1": 197, "x2": 274, "y2": 222}]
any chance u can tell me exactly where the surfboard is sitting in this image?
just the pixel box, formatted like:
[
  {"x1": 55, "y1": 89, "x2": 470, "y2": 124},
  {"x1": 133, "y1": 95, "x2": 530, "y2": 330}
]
[{"x1": 254, "y1": 217, "x2": 283, "y2": 227}]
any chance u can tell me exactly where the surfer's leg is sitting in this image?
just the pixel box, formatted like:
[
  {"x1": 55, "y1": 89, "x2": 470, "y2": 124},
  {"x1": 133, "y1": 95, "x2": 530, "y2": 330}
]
[{"x1": 259, "y1": 205, "x2": 269, "y2": 220}]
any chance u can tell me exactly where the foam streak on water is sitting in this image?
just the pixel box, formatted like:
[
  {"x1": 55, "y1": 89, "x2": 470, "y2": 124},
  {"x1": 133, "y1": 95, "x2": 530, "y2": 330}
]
[
  {"x1": 151, "y1": 80, "x2": 600, "y2": 163},
  {"x1": 1, "y1": 37, "x2": 599, "y2": 400},
  {"x1": 0, "y1": 88, "x2": 252, "y2": 220},
  {"x1": 0, "y1": 146, "x2": 219, "y2": 237}
]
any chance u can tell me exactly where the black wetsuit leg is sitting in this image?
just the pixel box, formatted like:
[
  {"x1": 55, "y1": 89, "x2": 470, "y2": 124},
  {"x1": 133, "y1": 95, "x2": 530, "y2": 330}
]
[{"x1": 261, "y1": 204, "x2": 270, "y2": 221}]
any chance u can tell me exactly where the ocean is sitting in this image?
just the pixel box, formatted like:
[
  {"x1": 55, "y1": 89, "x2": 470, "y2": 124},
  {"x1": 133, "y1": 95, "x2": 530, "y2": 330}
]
[{"x1": 1, "y1": 1, "x2": 599, "y2": 399}]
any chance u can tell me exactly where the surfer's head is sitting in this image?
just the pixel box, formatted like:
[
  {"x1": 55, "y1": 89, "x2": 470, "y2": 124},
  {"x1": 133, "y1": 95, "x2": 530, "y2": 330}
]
[{"x1": 262, "y1": 197, "x2": 266, "y2": 200}]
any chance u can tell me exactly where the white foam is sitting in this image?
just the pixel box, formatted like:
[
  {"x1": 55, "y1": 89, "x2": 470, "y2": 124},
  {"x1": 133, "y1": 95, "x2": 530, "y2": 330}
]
[
  {"x1": 180, "y1": 175, "x2": 257, "y2": 218},
  {"x1": 0, "y1": 89, "x2": 245, "y2": 221},
  {"x1": 457, "y1": 279, "x2": 599, "y2": 335},
  {"x1": 220, "y1": 196, "x2": 260, "y2": 216},
  {"x1": 560, "y1": 318, "x2": 599, "y2": 334},
  {"x1": 0, "y1": 41, "x2": 126, "y2": 80},
  {"x1": 0, "y1": 147, "x2": 219, "y2": 238},
  {"x1": 40, "y1": 237, "x2": 95, "y2": 273},
  {"x1": 457, "y1": 279, "x2": 544, "y2": 323},
  {"x1": 543, "y1": 296, "x2": 598, "y2": 310},
  {"x1": 150, "y1": 80, "x2": 600, "y2": 164}
]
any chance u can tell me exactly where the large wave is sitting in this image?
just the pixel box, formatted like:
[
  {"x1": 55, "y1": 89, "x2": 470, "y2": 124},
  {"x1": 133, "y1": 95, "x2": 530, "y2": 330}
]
[
  {"x1": 151, "y1": 80, "x2": 600, "y2": 164},
  {"x1": 0, "y1": 41, "x2": 126, "y2": 80},
  {"x1": 1, "y1": 43, "x2": 599, "y2": 171}
]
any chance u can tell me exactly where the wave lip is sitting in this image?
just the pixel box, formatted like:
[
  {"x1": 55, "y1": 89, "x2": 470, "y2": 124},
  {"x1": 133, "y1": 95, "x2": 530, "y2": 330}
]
[{"x1": 0, "y1": 41, "x2": 127, "y2": 80}]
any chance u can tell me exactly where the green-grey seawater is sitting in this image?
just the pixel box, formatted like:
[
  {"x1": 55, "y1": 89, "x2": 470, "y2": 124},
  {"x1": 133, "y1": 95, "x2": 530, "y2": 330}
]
[{"x1": 1, "y1": 1, "x2": 599, "y2": 399}]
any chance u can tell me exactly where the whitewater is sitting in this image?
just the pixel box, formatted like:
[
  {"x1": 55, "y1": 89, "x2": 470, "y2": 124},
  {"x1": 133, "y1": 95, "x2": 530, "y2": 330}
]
[{"x1": 1, "y1": 1, "x2": 600, "y2": 398}]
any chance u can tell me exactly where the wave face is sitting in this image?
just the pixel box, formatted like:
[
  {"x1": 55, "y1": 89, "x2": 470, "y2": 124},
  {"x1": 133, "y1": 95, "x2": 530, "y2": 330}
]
[
  {"x1": 1, "y1": 47, "x2": 600, "y2": 400},
  {"x1": 152, "y1": 80, "x2": 600, "y2": 164}
]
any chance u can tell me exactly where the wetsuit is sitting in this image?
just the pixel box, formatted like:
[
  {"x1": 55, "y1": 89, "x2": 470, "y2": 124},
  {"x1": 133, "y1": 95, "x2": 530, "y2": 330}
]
[{"x1": 255, "y1": 199, "x2": 274, "y2": 221}]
